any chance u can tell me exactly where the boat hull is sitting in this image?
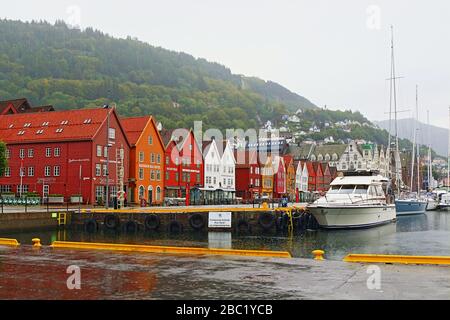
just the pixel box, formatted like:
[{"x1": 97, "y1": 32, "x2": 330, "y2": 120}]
[
  {"x1": 426, "y1": 199, "x2": 438, "y2": 211},
  {"x1": 308, "y1": 205, "x2": 396, "y2": 229},
  {"x1": 395, "y1": 200, "x2": 427, "y2": 216}
]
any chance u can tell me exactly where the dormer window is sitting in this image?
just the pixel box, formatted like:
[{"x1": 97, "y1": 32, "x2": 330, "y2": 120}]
[{"x1": 60, "y1": 120, "x2": 69, "y2": 125}]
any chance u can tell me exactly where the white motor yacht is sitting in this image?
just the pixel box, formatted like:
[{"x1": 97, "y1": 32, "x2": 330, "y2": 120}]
[{"x1": 308, "y1": 172, "x2": 396, "y2": 229}]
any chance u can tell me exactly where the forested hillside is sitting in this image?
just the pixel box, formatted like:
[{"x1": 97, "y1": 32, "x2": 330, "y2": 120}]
[{"x1": 0, "y1": 19, "x2": 316, "y2": 130}]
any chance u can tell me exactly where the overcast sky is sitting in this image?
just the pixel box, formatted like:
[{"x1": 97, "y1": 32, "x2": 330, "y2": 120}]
[{"x1": 2, "y1": 0, "x2": 450, "y2": 129}]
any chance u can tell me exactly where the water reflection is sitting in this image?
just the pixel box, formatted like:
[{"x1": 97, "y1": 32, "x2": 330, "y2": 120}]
[{"x1": 1, "y1": 211, "x2": 449, "y2": 260}]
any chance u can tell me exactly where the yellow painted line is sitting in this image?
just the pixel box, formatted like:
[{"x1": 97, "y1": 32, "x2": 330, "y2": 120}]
[
  {"x1": 343, "y1": 254, "x2": 450, "y2": 265},
  {"x1": 51, "y1": 241, "x2": 292, "y2": 258},
  {"x1": 0, "y1": 238, "x2": 20, "y2": 247},
  {"x1": 80, "y1": 206, "x2": 305, "y2": 214}
]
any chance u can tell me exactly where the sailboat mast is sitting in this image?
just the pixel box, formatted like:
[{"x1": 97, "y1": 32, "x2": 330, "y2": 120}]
[
  {"x1": 416, "y1": 85, "x2": 420, "y2": 193},
  {"x1": 390, "y1": 25, "x2": 401, "y2": 194},
  {"x1": 410, "y1": 86, "x2": 417, "y2": 192},
  {"x1": 427, "y1": 110, "x2": 432, "y2": 190}
]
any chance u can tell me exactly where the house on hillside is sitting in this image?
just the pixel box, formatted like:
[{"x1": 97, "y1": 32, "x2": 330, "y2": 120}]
[{"x1": 0, "y1": 98, "x2": 54, "y2": 115}]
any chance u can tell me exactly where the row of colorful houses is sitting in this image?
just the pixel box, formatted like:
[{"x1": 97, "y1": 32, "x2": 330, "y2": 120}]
[{"x1": 0, "y1": 99, "x2": 339, "y2": 205}]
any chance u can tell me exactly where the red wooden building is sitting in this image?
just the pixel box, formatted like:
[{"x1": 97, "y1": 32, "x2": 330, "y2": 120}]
[
  {"x1": 234, "y1": 149, "x2": 261, "y2": 201},
  {"x1": 0, "y1": 107, "x2": 130, "y2": 205},
  {"x1": 311, "y1": 161, "x2": 325, "y2": 192},
  {"x1": 161, "y1": 128, "x2": 203, "y2": 204},
  {"x1": 320, "y1": 162, "x2": 332, "y2": 191},
  {"x1": 306, "y1": 161, "x2": 316, "y2": 191},
  {"x1": 272, "y1": 156, "x2": 287, "y2": 199}
]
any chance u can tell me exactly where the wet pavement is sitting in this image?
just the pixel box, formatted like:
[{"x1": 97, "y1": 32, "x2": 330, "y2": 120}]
[
  {"x1": 0, "y1": 210, "x2": 449, "y2": 299},
  {"x1": 0, "y1": 245, "x2": 449, "y2": 300}
]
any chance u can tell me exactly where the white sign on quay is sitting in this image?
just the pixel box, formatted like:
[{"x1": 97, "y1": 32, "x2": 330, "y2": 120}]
[{"x1": 208, "y1": 212, "x2": 232, "y2": 228}]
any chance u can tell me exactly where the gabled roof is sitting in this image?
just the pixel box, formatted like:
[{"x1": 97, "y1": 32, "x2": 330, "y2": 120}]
[
  {"x1": 283, "y1": 155, "x2": 293, "y2": 167},
  {"x1": 320, "y1": 162, "x2": 330, "y2": 175},
  {"x1": 121, "y1": 116, "x2": 151, "y2": 146},
  {"x1": 0, "y1": 98, "x2": 30, "y2": 114},
  {"x1": 234, "y1": 149, "x2": 259, "y2": 168},
  {"x1": 0, "y1": 107, "x2": 127, "y2": 145}
]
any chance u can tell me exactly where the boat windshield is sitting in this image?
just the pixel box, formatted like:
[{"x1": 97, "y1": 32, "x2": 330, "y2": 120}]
[
  {"x1": 328, "y1": 185, "x2": 362, "y2": 194},
  {"x1": 354, "y1": 185, "x2": 368, "y2": 194}
]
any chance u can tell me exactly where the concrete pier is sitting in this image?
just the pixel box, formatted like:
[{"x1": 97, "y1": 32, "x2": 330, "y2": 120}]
[{"x1": 0, "y1": 245, "x2": 448, "y2": 299}]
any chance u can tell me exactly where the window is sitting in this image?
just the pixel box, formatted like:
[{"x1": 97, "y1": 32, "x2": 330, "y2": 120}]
[
  {"x1": 213, "y1": 177, "x2": 216, "y2": 185},
  {"x1": 44, "y1": 166, "x2": 51, "y2": 177},
  {"x1": 151, "y1": 170, "x2": 155, "y2": 180},
  {"x1": 54, "y1": 166, "x2": 60, "y2": 176},
  {"x1": 108, "y1": 128, "x2": 116, "y2": 140},
  {"x1": 157, "y1": 154, "x2": 161, "y2": 164},
  {"x1": 83, "y1": 119, "x2": 91, "y2": 124},
  {"x1": 54, "y1": 148, "x2": 61, "y2": 157},
  {"x1": 55, "y1": 128, "x2": 63, "y2": 133},
  {"x1": 139, "y1": 168, "x2": 144, "y2": 180},
  {"x1": 42, "y1": 122, "x2": 49, "y2": 126},
  {"x1": 60, "y1": 120, "x2": 69, "y2": 125},
  {"x1": 28, "y1": 149, "x2": 34, "y2": 158},
  {"x1": 151, "y1": 153, "x2": 155, "y2": 163},
  {"x1": 102, "y1": 164, "x2": 107, "y2": 176},
  {"x1": 175, "y1": 173, "x2": 179, "y2": 182},
  {"x1": 104, "y1": 146, "x2": 108, "y2": 158},
  {"x1": 148, "y1": 136, "x2": 153, "y2": 145},
  {"x1": 156, "y1": 186, "x2": 161, "y2": 201},
  {"x1": 139, "y1": 151, "x2": 144, "y2": 162},
  {"x1": 36, "y1": 129, "x2": 44, "y2": 134},
  {"x1": 186, "y1": 173, "x2": 191, "y2": 182},
  {"x1": 45, "y1": 148, "x2": 51, "y2": 157},
  {"x1": 17, "y1": 130, "x2": 25, "y2": 135},
  {"x1": 250, "y1": 167, "x2": 253, "y2": 174},
  {"x1": 19, "y1": 167, "x2": 25, "y2": 177},
  {"x1": 166, "y1": 156, "x2": 169, "y2": 165},
  {"x1": 19, "y1": 149, "x2": 25, "y2": 159},
  {"x1": 0, "y1": 185, "x2": 11, "y2": 193},
  {"x1": 95, "y1": 186, "x2": 104, "y2": 202},
  {"x1": 4, "y1": 167, "x2": 11, "y2": 177},
  {"x1": 196, "y1": 173, "x2": 200, "y2": 183},
  {"x1": 97, "y1": 145, "x2": 102, "y2": 157},
  {"x1": 165, "y1": 172, "x2": 169, "y2": 181},
  {"x1": 175, "y1": 158, "x2": 179, "y2": 166},
  {"x1": 5, "y1": 149, "x2": 10, "y2": 159},
  {"x1": 17, "y1": 185, "x2": 29, "y2": 194},
  {"x1": 24, "y1": 123, "x2": 31, "y2": 128},
  {"x1": 28, "y1": 167, "x2": 34, "y2": 177},
  {"x1": 95, "y1": 164, "x2": 101, "y2": 176}
]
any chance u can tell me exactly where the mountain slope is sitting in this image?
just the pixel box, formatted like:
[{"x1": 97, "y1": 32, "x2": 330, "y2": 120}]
[
  {"x1": 374, "y1": 118, "x2": 448, "y2": 157},
  {"x1": 0, "y1": 19, "x2": 316, "y2": 130}
]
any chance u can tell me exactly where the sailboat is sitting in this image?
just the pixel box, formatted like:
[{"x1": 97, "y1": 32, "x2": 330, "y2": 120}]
[
  {"x1": 438, "y1": 106, "x2": 450, "y2": 210},
  {"x1": 395, "y1": 85, "x2": 427, "y2": 216},
  {"x1": 425, "y1": 110, "x2": 438, "y2": 210}
]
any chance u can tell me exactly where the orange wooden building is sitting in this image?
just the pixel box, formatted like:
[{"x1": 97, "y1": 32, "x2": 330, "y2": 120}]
[{"x1": 122, "y1": 116, "x2": 165, "y2": 205}]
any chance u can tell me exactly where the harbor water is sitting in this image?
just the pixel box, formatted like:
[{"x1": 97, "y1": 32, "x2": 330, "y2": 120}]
[{"x1": 1, "y1": 210, "x2": 449, "y2": 260}]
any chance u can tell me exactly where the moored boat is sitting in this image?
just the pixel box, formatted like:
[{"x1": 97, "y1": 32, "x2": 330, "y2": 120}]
[
  {"x1": 307, "y1": 172, "x2": 396, "y2": 229},
  {"x1": 395, "y1": 196, "x2": 427, "y2": 216}
]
